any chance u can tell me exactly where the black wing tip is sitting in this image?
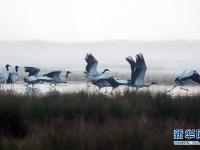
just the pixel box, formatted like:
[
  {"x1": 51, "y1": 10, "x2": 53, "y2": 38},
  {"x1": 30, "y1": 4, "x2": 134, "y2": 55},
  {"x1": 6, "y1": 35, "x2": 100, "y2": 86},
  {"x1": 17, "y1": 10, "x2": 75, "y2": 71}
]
[
  {"x1": 24, "y1": 66, "x2": 40, "y2": 73},
  {"x1": 136, "y1": 53, "x2": 145, "y2": 61},
  {"x1": 125, "y1": 56, "x2": 134, "y2": 62},
  {"x1": 85, "y1": 53, "x2": 95, "y2": 62}
]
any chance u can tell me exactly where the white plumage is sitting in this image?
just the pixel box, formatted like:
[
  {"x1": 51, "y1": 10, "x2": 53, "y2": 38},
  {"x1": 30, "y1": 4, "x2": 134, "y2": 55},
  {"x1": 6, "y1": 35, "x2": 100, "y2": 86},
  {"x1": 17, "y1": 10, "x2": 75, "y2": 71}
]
[
  {"x1": 0, "y1": 64, "x2": 11, "y2": 89},
  {"x1": 43, "y1": 71, "x2": 71, "y2": 87},
  {"x1": 7, "y1": 66, "x2": 20, "y2": 89},
  {"x1": 84, "y1": 53, "x2": 110, "y2": 82},
  {"x1": 168, "y1": 69, "x2": 200, "y2": 92},
  {"x1": 126, "y1": 53, "x2": 157, "y2": 90},
  {"x1": 24, "y1": 67, "x2": 53, "y2": 88}
]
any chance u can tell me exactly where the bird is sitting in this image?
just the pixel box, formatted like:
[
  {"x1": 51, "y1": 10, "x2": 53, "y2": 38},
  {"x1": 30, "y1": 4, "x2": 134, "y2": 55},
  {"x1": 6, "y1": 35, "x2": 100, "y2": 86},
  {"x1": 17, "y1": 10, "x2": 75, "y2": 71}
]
[
  {"x1": 91, "y1": 75, "x2": 112, "y2": 92},
  {"x1": 0, "y1": 64, "x2": 11, "y2": 89},
  {"x1": 84, "y1": 53, "x2": 110, "y2": 86},
  {"x1": 126, "y1": 53, "x2": 157, "y2": 91},
  {"x1": 92, "y1": 76, "x2": 129, "y2": 93},
  {"x1": 43, "y1": 71, "x2": 72, "y2": 87},
  {"x1": 24, "y1": 67, "x2": 52, "y2": 88},
  {"x1": 7, "y1": 66, "x2": 20, "y2": 89},
  {"x1": 167, "y1": 69, "x2": 200, "y2": 92}
]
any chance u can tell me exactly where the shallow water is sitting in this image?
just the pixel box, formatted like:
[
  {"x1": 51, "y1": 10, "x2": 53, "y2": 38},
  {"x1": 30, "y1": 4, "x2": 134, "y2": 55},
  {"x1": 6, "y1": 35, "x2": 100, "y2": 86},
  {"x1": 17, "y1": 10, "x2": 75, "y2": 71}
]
[{"x1": 1, "y1": 82, "x2": 200, "y2": 97}]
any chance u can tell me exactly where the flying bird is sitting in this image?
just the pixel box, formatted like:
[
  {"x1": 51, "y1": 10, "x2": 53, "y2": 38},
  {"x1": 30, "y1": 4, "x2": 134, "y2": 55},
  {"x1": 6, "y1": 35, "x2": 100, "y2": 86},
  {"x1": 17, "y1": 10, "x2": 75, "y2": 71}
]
[
  {"x1": 24, "y1": 67, "x2": 52, "y2": 88},
  {"x1": 7, "y1": 66, "x2": 20, "y2": 89},
  {"x1": 167, "y1": 69, "x2": 200, "y2": 92},
  {"x1": 126, "y1": 53, "x2": 157, "y2": 91},
  {"x1": 0, "y1": 64, "x2": 11, "y2": 89},
  {"x1": 92, "y1": 76, "x2": 129, "y2": 93},
  {"x1": 84, "y1": 53, "x2": 110, "y2": 85},
  {"x1": 43, "y1": 71, "x2": 71, "y2": 87}
]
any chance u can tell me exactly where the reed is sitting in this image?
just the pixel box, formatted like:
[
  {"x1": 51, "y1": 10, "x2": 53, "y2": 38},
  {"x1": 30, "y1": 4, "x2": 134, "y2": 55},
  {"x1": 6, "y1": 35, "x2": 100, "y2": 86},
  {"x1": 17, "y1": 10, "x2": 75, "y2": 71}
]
[{"x1": 0, "y1": 91, "x2": 199, "y2": 150}]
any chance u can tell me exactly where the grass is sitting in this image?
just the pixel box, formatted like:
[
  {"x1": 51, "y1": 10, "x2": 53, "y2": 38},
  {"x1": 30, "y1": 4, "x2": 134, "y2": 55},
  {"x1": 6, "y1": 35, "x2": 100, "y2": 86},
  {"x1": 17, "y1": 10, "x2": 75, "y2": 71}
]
[{"x1": 0, "y1": 91, "x2": 200, "y2": 150}]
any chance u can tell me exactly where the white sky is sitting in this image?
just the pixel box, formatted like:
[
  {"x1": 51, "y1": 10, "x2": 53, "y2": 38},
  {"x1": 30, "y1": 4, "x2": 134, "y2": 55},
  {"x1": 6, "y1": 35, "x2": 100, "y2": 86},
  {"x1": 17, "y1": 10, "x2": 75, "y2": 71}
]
[{"x1": 0, "y1": 0, "x2": 200, "y2": 42}]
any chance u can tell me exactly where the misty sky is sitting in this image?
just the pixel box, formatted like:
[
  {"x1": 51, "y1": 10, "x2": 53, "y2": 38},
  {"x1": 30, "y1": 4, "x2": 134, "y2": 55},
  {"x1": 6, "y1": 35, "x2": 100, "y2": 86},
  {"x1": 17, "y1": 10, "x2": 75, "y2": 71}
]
[{"x1": 0, "y1": 0, "x2": 200, "y2": 42}]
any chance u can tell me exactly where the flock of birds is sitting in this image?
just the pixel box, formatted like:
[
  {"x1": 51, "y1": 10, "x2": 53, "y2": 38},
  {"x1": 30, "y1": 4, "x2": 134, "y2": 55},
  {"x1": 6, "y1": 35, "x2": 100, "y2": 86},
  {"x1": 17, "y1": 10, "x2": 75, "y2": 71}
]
[{"x1": 0, "y1": 53, "x2": 200, "y2": 94}]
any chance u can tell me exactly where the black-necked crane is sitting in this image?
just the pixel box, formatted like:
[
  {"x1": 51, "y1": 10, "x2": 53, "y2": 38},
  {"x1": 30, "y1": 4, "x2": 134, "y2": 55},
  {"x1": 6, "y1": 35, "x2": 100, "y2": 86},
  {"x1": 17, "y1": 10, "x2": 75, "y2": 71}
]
[
  {"x1": 7, "y1": 66, "x2": 20, "y2": 89},
  {"x1": 167, "y1": 69, "x2": 200, "y2": 92},
  {"x1": 43, "y1": 71, "x2": 71, "y2": 87},
  {"x1": 24, "y1": 67, "x2": 52, "y2": 88},
  {"x1": 0, "y1": 64, "x2": 11, "y2": 89},
  {"x1": 84, "y1": 53, "x2": 110, "y2": 86},
  {"x1": 126, "y1": 53, "x2": 157, "y2": 91}
]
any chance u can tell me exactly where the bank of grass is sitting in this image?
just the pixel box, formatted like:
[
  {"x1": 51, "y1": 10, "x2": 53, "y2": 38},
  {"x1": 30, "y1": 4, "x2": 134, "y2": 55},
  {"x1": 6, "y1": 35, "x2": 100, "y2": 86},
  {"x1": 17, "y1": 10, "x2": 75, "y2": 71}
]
[{"x1": 0, "y1": 91, "x2": 200, "y2": 150}]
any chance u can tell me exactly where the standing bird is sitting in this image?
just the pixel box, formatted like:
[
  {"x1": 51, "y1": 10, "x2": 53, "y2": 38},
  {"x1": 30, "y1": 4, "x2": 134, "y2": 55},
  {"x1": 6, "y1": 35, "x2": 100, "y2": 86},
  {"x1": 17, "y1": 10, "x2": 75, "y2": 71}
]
[
  {"x1": 126, "y1": 53, "x2": 157, "y2": 91},
  {"x1": 7, "y1": 66, "x2": 20, "y2": 89},
  {"x1": 84, "y1": 53, "x2": 110, "y2": 85},
  {"x1": 43, "y1": 71, "x2": 71, "y2": 87},
  {"x1": 167, "y1": 69, "x2": 200, "y2": 92},
  {"x1": 0, "y1": 64, "x2": 11, "y2": 89},
  {"x1": 24, "y1": 67, "x2": 52, "y2": 88}
]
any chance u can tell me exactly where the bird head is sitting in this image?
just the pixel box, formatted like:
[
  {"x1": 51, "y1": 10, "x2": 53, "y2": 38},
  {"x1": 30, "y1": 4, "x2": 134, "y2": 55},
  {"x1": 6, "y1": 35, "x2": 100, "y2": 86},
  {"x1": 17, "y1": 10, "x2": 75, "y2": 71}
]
[
  {"x1": 15, "y1": 66, "x2": 20, "y2": 72},
  {"x1": 6, "y1": 64, "x2": 11, "y2": 71}
]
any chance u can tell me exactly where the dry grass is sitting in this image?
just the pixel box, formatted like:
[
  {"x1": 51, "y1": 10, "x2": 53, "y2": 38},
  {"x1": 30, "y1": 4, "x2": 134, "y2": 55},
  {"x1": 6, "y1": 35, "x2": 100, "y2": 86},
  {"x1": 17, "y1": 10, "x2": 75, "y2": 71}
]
[{"x1": 0, "y1": 91, "x2": 200, "y2": 150}]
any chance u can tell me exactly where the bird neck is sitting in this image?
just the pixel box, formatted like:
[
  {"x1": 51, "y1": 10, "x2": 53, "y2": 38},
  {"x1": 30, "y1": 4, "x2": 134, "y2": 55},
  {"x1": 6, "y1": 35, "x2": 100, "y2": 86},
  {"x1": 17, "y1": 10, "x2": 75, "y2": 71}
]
[
  {"x1": 66, "y1": 72, "x2": 70, "y2": 78},
  {"x1": 102, "y1": 69, "x2": 108, "y2": 74},
  {"x1": 6, "y1": 66, "x2": 9, "y2": 71}
]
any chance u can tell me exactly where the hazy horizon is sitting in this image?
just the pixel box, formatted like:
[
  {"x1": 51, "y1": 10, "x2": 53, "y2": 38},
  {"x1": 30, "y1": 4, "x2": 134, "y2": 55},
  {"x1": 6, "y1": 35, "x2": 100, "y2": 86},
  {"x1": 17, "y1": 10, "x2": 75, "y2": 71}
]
[{"x1": 0, "y1": 40, "x2": 199, "y2": 74}]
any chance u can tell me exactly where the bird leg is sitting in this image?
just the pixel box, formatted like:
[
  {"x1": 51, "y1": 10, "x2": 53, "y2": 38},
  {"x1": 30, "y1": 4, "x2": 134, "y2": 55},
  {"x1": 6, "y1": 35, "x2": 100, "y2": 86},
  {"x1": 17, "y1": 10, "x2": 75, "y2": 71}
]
[
  {"x1": 105, "y1": 88, "x2": 108, "y2": 94},
  {"x1": 167, "y1": 85, "x2": 178, "y2": 93},
  {"x1": 180, "y1": 86, "x2": 189, "y2": 92},
  {"x1": 111, "y1": 88, "x2": 115, "y2": 95},
  {"x1": 95, "y1": 86, "x2": 99, "y2": 92},
  {"x1": 134, "y1": 87, "x2": 139, "y2": 92},
  {"x1": 98, "y1": 87, "x2": 101, "y2": 93}
]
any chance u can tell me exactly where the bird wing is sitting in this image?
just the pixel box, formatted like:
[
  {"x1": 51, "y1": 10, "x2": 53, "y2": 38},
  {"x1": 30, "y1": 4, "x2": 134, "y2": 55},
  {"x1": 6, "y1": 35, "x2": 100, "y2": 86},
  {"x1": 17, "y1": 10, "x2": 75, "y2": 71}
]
[
  {"x1": 132, "y1": 53, "x2": 147, "y2": 85},
  {"x1": 176, "y1": 69, "x2": 197, "y2": 81},
  {"x1": 92, "y1": 78, "x2": 111, "y2": 87},
  {"x1": 7, "y1": 72, "x2": 18, "y2": 83},
  {"x1": 37, "y1": 76, "x2": 53, "y2": 82},
  {"x1": 45, "y1": 71, "x2": 62, "y2": 78},
  {"x1": 25, "y1": 76, "x2": 52, "y2": 83},
  {"x1": 93, "y1": 74, "x2": 112, "y2": 81},
  {"x1": 24, "y1": 67, "x2": 40, "y2": 77},
  {"x1": 115, "y1": 79, "x2": 129, "y2": 85},
  {"x1": 126, "y1": 56, "x2": 136, "y2": 82},
  {"x1": 85, "y1": 54, "x2": 98, "y2": 76}
]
